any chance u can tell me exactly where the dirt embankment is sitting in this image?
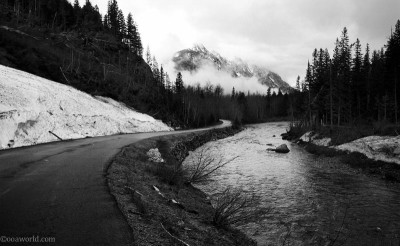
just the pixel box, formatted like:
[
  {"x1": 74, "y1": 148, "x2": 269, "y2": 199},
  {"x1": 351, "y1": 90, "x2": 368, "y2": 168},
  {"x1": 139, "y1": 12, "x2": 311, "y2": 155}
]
[{"x1": 107, "y1": 126, "x2": 256, "y2": 246}]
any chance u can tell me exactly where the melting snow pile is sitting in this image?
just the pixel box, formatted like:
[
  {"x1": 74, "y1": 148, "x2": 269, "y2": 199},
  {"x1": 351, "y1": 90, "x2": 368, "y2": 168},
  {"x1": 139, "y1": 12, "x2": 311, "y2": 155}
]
[
  {"x1": 336, "y1": 136, "x2": 400, "y2": 165},
  {"x1": 299, "y1": 131, "x2": 331, "y2": 146},
  {"x1": 0, "y1": 65, "x2": 172, "y2": 149},
  {"x1": 300, "y1": 131, "x2": 400, "y2": 164}
]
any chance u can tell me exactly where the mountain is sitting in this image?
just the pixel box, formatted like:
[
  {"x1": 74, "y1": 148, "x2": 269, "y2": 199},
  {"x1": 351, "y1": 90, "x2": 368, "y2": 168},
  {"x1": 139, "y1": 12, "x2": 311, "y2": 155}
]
[{"x1": 172, "y1": 44, "x2": 292, "y2": 93}]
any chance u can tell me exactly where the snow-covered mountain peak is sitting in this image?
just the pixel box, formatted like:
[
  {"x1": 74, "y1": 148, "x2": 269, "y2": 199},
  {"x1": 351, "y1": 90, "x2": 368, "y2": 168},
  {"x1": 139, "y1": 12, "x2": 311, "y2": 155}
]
[
  {"x1": 173, "y1": 45, "x2": 292, "y2": 93},
  {"x1": 192, "y1": 44, "x2": 209, "y2": 54}
]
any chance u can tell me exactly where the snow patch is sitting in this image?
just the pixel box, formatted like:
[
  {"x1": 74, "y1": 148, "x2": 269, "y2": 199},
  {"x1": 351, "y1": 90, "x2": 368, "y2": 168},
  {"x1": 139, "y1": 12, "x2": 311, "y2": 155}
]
[
  {"x1": 300, "y1": 131, "x2": 331, "y2": 146},
  {"x1": 336, "y1": 136, "x2": 400, "y2": 165},
  {"x1": 300, "y1": 130, "x2": 400, "y2": 164},
  {"x1": 0, "y1": 65, "x2": 172, "y2": 149},
  {"x1": 269, "y1": 76, "x2": 275, "y2": 83}
]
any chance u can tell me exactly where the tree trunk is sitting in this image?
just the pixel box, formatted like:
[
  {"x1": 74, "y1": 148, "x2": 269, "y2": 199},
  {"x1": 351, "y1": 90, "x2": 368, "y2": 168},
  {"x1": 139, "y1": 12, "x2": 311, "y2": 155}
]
[
  {"x1": 395, "y1": 72, "x2": 398, "y2": 124},
  {"x1": 330, "y1": 65, "x2": 333, "y2": 127}
]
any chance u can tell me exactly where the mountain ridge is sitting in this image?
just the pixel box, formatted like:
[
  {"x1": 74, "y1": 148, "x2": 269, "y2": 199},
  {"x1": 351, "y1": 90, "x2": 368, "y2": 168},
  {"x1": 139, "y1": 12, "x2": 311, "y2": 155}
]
[{"x1": 173, "y1": 44, "x2": 292, "y2": 93}]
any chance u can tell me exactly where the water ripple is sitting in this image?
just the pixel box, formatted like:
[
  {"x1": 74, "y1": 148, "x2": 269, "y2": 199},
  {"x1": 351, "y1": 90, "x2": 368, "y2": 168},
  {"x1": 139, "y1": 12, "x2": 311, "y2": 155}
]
[{"x1": 184, "y1": 122, "x2": 400, "y2": 245}]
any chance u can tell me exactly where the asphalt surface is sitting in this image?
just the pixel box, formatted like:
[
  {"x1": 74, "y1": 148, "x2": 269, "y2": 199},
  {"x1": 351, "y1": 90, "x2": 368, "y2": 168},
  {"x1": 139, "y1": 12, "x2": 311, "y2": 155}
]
[{"x1": 0, "y1": 120, "x2": 231, "y2": 245}]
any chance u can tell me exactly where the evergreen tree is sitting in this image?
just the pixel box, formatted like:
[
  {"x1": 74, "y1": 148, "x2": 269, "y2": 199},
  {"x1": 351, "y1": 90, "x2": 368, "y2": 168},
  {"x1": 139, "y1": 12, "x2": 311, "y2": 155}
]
[
  {"x1": 133, "y1": 24, "x2": 143, "y2": 56},
  {"x1": 73, "y1": 0, "x2": 81, "y2": 26},
  {"x1": 126, "y1": 13, "x2": 135, "y2": 49},
  {"x1": 175, "y1": 72, "x2": 184, "y2": 94},
  {"x1": 117, "y1": 9, "x2": 125, "y2": 40},
  {"x1": 151, "y1": 56, "x2": 161, "y2": 83},
  {"x1": 160, "y1": 65, "x2": 165, "y2": 87},
  {"x1": 81, "y1": 0, "x2": 102, "y2": 31},
  {"x1": 385, "y1": 20, "x2": 400, "y2": 122},
  {"x1": 146, "y1": 46, "x2": 152, "y2": 65},
  {"x1": 103, "y1": 14, "x2": 109, "y2": 29},
  {"x1": 305, "y1": 61, "x2": 312, "y2": 122},
  {"x1": 107, "y1": 0, "x2": 120, "y2": 37},
  {"x1": 352, "y1": 38, "x2": 363, "y2": 118},
  {"x1": 362, "y1": 43, "x2": 371, "y2": 110},
  {"x1": 165, "y1": 72, "x2": 171, "y2": 91},
  {"x1": 295, "y1": 75, "x2": 301, "y2": 91}
]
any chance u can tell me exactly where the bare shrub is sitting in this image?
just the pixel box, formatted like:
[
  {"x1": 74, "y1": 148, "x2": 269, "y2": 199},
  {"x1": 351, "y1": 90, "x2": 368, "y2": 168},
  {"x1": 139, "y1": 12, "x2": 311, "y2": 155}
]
[
  {"x1": 211, "y1": 187, "x2": 270, "y2": 228},
  {"x1": 183, "y1": 146, "x2": 237, "y2": 184}
]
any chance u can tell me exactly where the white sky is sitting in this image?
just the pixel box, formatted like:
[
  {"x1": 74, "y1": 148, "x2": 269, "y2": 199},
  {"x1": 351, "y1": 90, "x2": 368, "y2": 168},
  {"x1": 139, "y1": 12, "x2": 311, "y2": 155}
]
[{"x1": 76, "y1": 0, "x2": 400, "y2": 86}]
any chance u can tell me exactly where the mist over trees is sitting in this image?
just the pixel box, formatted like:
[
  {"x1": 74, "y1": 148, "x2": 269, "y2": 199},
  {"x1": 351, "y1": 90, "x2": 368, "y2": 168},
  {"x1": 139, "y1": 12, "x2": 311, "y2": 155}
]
[
  {"x1": 5, "y1": 0, "x2": 378, "y2": 128},
  {"x1": 293, "y1": 21, "x2": 400, "y2": 126}
]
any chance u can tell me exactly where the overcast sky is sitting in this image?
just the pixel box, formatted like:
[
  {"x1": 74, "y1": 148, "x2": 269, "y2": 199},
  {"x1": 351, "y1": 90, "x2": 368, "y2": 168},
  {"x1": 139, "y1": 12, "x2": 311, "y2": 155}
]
[{"x1": 82, "y1": 0, "x2": 399, "y2": 86}]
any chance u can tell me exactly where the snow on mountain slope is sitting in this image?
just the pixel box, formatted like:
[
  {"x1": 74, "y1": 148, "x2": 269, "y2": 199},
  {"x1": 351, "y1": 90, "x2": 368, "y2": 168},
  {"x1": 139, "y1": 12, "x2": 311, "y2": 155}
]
[
  {"x1": 173, "y1": 44, "x2": 292, "y2": 93},
  {"x1": 0, "y1": 65, "x2": 172, "y2": 149}
]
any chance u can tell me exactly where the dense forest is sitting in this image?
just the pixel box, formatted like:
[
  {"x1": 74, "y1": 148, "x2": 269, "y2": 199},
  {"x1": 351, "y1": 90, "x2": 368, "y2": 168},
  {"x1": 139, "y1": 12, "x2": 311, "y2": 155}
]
[
  {"x1": 293, "y1": 21, "x2": 400, "y2": 127},
  {"x1": 0, "y1": 0, "x2": 292, "y2": 128}
]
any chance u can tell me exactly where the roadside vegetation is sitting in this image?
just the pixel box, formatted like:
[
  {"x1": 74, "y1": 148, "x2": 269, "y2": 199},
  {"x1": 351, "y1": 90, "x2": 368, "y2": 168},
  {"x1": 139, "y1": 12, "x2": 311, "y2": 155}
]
[
  {"x1": 212, "y1": 187, "x2": 269, "y2": 228},
  {"x1": 107, "y1": 127, "x2": 263, "y2": 245}
]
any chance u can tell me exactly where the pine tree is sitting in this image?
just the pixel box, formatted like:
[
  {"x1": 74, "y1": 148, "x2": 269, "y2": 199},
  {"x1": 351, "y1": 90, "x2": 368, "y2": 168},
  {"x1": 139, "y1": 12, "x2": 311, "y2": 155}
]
[
  {"x1": 305, "y1": 61, "x2": 312, "y2": 123},
  {"x1": 151, "y1": 56, "x2": 160, "y2": 83},
  {"x1": 175, "y1": 72, "x2": 184, "y2": 94},
  {"x1": 231, "y1": 87, "x2": 236, "y2": 100},
  {"x1": 73, "y1": 0, "x2": 81, "y2": 26},
  {"x1": 165, "y1": 72, "x2": 171, "y2": 91},
  {"x1": 352, "y1": 38, "x2": 363, "y2": 118},
  {"x1": 117, "y1": 9, "x2": 125, "y2": 41},
  {"x1": 126, "y1": 13, "x2": 135, "y2": 50},
  {"x1": 146, "y1": 46, "x2": 152, "y2": 65},
  {"x1": 133, "y1": 24, "x2": 143, "y2": 56},
  {"x1": 107, "y1": 0, "x2": 119, "y2": 37},
  {"x1": 385, "y1": 20, "x2": 400, "y2": 123},
  {"x1": 362, "y1": 43, "x2": 371, "y2": 109},
  {"x1": 295, "y1": 75, "x2": 301, "y2": 91},
  {"x1": 331, "y1": 28, "x2": 352, "y2": 124},
  {"x1": 160, "y1": 65, "x2": 165, "y2": 87},
  {"x1": 103, "y1": 14, "x2": 109, "y2": 29}
]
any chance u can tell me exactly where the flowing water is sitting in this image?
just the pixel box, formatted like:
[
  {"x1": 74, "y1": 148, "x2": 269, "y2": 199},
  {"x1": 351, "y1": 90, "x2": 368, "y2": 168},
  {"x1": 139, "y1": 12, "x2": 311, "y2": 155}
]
[{"x1": 183, "y1": 122, "x2": 400, "y2": 245}]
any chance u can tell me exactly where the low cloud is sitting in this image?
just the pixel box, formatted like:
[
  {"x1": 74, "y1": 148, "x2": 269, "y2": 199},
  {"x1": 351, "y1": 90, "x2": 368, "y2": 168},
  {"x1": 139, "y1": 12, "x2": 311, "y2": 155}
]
[{"x1": 165, "y1": 63, "x2": 272, "y2": 95}]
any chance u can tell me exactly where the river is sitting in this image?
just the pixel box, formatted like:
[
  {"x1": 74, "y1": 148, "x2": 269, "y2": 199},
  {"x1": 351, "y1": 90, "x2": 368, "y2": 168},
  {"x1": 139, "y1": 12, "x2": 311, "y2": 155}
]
[{"x1": 183, "y1": 122, "x2": 400, "y2": 245}]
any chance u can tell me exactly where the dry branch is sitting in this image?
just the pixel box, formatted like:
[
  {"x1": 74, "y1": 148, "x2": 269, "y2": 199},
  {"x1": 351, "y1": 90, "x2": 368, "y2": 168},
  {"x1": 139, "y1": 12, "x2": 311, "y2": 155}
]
[
  {"x1": 160, "y1": 223, "x2": 190, "y2": 246},
  {"x1": 212, "y1": 186, "x2": 270, "y2": 227},
  {"x1": 183, "y1": 146, "x2": 238, "y2": 184}
]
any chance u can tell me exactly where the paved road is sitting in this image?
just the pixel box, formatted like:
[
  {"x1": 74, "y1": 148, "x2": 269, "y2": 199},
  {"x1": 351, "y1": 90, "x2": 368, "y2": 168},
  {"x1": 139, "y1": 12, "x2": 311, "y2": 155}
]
[{"x1": 0, "y1": 120, "x2": 231, "y2": 245}]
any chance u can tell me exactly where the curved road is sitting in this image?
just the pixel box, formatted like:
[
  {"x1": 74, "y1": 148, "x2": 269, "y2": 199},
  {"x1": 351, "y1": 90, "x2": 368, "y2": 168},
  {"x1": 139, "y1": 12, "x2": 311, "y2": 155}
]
[{"x1": 0, "y1": 120, "x2": 231, "y2": 245}]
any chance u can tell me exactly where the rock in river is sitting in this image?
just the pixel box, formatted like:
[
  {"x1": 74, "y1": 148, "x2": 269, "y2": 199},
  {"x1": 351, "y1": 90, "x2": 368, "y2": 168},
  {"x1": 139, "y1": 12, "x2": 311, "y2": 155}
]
[{"x1": 275, "y1": 144, "x2": 290, "y2": 153}]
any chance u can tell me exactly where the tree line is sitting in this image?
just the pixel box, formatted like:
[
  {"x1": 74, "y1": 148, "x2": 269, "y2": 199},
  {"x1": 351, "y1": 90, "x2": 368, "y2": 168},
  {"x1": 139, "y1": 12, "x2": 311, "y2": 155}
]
[
  {"x1": 294, "y1": 20, "x2": 400, "y2": 126},
  {"x1": 1, "y1": 0, "x2": 293, "y2": 128},
  {"x1": 1, "y1": 0, "x2": 143, "y2": 55},
  {"x1": 143, "y1": 46, "x2": 292, "y2": 127}
]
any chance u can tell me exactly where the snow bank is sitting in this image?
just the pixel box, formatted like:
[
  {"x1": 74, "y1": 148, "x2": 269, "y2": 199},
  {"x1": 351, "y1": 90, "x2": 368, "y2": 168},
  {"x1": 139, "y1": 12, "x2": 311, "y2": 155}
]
[
  {"x1": 336, "y1": 136, "x2": 400, "y2": 165},
  {"x1": 0, "y1": 65, "x2": 172, "y2": 149},
  {"x1": 299, "y1": 131, "x2": 331, "y2": 146},
  {"x1": 300, "y1": 131, "x2": 400, "y2": 164}
]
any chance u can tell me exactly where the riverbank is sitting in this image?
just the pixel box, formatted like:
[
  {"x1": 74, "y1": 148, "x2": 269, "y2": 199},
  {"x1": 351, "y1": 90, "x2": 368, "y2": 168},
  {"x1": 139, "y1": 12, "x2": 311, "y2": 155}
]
[
  {"x1": 106, "y1": 126, "x2": 256, "y2": 246},
  {"x1": 289, "y1": 129, "x2": 400, "y2": 183}
]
